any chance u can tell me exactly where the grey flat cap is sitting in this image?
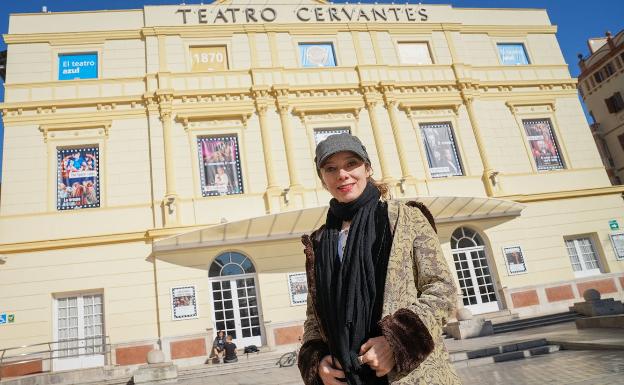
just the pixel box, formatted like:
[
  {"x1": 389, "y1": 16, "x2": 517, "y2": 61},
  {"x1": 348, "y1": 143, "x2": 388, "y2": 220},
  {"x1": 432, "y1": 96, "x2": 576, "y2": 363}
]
[{"x1": 314, "y1": 133, "x2": 370, "y2": 170}]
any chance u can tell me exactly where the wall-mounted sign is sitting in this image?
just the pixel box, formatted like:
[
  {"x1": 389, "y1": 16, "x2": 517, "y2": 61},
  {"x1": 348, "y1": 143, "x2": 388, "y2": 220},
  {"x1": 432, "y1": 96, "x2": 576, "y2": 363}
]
[
  {"x1": 0, "y1": 313, "x2": 6, "y2": 325},
  {"x1": 287, "y1": 273, "x2": 308, "y2": 306},
  {"x1": 171, "y1": 286, "x2": 198, "y2": 320},
  {"x1": 609, "y1": 219, "x2": 620, "y2": 231},
  {"x1": 173, "y1": 5, "x2": 429, "y2": 25},
  {"x1": 8, "y1": 314, "x2": 15, "y2": 323},
  {"x1": 610, "y1": 233, "x2": 624, "y2": 260},
  {"x1": 58, "y1": 53, "x2": 98, "y2": 81},
  {"x1": 503, "y1": 246, "x2": 527, "y2": 275}
]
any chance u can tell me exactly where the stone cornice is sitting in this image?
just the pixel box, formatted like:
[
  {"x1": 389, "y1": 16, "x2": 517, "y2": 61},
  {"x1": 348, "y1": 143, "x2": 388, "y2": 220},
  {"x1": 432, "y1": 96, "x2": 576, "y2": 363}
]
[{"x1": 2, "y1": 23, "x2": 557, "y2": 45}]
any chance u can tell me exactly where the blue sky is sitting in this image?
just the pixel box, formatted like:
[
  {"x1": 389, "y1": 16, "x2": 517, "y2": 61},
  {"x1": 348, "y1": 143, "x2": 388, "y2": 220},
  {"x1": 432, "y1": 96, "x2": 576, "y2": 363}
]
[{"x1": 0, "y1": 0, "x2": 623, "y2": 181}]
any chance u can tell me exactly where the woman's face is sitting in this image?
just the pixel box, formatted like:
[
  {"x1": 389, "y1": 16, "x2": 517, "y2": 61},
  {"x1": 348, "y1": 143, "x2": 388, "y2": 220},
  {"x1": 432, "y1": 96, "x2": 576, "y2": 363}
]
[{"x1": 320, "y1": 151, "x2": 370, "y2": 203}]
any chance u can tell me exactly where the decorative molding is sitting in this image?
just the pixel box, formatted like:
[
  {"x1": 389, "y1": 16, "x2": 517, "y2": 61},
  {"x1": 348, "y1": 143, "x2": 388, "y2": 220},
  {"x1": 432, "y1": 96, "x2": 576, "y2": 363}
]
[
  {"x1": 500, "y1": 185, "x2": 624, "y2": 203},
  {"x1": 505, "y1": 99, "x2": 556, "y2": 114},
  {"x1": 3, "y1": 29, "x2": 141, "y2": 45},
  {"x1": 399, "y1": 101, "x2": 462, "y2": 116},
  {"x1": 39, "y1": 120, "x2": 112, "y2": 142},
  {"x1": 175, "y1": 106, "x2": 255, "y2": 129}
]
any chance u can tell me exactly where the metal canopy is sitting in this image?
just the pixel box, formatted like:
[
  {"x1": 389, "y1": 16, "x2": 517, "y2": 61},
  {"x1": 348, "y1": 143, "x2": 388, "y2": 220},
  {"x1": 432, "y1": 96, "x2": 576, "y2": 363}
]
[{"x1": 153, "y1": 196, "x2": 525, "y2": 253}]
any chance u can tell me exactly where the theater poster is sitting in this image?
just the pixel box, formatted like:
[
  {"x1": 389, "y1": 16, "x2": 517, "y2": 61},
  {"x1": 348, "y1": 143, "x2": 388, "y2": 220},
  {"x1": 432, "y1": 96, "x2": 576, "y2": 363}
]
[
  {"x1": 610, "y1": 233, "x2": 624, "y2": 260},
  {"x1": 523, "y1": 119, "x2": 565, "y2": 171},
  {"x1": 419, "y1": 122, "x2": 463, "y2": 178},
  {"x1": 313, "y1": 128, "x2": 351, "y2": 145},
  {"x1": 287, "y1": 273, "x2": 308, "y2": 306},
  {"x1": 171, "y1": 286, "x2": 198, "y2": 320},
  {"x1": 57, "y1": 147, "x2": 100, "y2": 210},
  {"x1": 197, "y1": 136, "x2": 244, "y2": 197},
  {"x1": 503, "y1": 246, "x2": 528, "y2": 275}
]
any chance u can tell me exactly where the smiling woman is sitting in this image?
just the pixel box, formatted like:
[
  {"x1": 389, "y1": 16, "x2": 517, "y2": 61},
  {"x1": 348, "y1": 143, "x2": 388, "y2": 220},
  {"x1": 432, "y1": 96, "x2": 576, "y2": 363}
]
[{"x1": 298, "y1": 133, "x2": 460, "y2": 385}]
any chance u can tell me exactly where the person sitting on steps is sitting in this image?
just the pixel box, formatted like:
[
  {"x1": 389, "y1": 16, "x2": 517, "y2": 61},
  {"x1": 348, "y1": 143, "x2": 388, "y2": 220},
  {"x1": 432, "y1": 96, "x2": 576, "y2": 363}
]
[{"x1": 224, "y1": 335, "x2": 238, "y2": 363}]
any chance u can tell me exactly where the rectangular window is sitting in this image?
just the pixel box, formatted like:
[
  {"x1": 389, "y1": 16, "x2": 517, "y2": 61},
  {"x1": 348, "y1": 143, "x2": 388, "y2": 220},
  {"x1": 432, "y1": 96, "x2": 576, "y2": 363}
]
[
  {"x1": 605, "y1": 92, "x2": 624, "y2": 113},
  {"x1": 55, "y1": 294, "x2": 104, "y2": 359},
  {"x1": 58, "y1": 53, "x2": 98, "y2": 81},
  {"x1": 419, "y1": 122, "x2": 463, "y2": 178},
  {"x1": 618, "y1": 133, "x2": 624, "y2": 151},
  {"x1": 565, "y1": 237, "x2": 601, "y2": 277},
  {"x1": 197, "y1": 135, "x2": 244, "y2": 197},
  {"x1": 397, "y1": 42, "x2": 433, "y2": 65},
  {"x1": 57, "y1": 147, "x2": 100, "y2": 210},
  {"x1": 522, "y1": 119, "x2": 565, "y2": 171},
  {"x1": 594, "y1": 70, "x2": 605, "y2": 83},
  {"x1": 299, "y1": 43, "x2": 336, "y2": 68},
  {"x1": 497, "y1": 43, "x2": 529, "y2": 65},
  {"x1": 313, "y1": 128, "x2": 351, "y2": 145},
  {"x1": 604, "y1": 63, "x2": 616, "y2": 77},
  {"x1": 190, "y1": 46, "x2": 228, "y2": 72}
]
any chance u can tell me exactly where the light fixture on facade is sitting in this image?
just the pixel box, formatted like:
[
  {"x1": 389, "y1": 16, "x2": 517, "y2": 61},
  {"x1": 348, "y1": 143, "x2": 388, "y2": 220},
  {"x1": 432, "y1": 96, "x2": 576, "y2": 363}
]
[
  {"x1": 399, "y1": 178, "x2": 407, "y2": 194},
  {"x1": 282, "y1": 188, "x2": 291, "y2": 205}
]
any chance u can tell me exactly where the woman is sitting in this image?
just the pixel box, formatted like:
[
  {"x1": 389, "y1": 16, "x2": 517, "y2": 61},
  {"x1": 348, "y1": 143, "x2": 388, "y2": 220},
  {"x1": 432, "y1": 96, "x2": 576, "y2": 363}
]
[
  {"x1": 298, "y1": 134, "x2": 461, "y2": 385},
  {"x1": 210, "y1": 330, "x2": 226, "y2": 362}
]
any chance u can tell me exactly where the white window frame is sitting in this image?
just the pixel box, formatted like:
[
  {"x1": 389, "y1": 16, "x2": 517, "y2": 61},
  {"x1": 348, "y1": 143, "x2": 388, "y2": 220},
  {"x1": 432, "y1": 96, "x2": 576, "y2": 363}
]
[
  {"x1": 565, "y1": 237, "x2": 602, "y2": 278},
  {"x1": 496, "y1": 42, "x2": 531, "y2": 66},
  {"x1": 396, "y1": 41, "x2": 433, "y2": 65}
]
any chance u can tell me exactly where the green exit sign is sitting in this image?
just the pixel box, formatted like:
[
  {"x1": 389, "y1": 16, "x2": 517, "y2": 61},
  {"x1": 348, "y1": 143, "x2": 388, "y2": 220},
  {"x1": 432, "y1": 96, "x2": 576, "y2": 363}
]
[{"x1": 610, "y1": 220, "x2": 620, "y2": 231}]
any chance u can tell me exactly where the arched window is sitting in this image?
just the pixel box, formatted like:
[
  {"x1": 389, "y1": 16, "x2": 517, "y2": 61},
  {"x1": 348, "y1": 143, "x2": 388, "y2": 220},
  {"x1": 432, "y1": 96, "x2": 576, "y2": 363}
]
[
  {"x1": 451, "y1": 227, "x2": 485, "y2": 249},
  {"x1": 209, "y1": 252, "x2": 255, "y2": 278}
]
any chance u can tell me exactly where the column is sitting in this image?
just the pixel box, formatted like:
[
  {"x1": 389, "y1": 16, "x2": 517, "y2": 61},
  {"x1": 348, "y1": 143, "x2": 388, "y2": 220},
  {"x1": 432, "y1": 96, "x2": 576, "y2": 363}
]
[
  {"x1": 277, "y1": 103, "x2": 301, "y2": 189},
  {"x1": 159, "y1": 93, "x2": 179, "y2": 226},
  {"x1": 363, "y1": 87, "x2": 394, "y2": 183},
  {"x1": 444, "y1": 29, "x2": 499, "y2": 196}
]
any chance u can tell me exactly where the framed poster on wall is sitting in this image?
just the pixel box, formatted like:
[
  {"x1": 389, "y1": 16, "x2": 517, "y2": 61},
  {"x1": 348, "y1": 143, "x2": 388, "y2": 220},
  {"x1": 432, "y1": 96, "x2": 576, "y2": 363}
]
[
  {"x1": 610, "y1": 233, "x2": 624, "y2": 260},
  {"x1": 287, "y1": 273, "x2": 308, "y2": 306},
  {"x1": 503, "y1": 246, "x2": 528, "y2": 275},
  {"x1": 171, "y1": 286, "x2": 198, "y2": 320},
  {"x1": 57, "y1": 146, "x2": 100, "y2": 210}
]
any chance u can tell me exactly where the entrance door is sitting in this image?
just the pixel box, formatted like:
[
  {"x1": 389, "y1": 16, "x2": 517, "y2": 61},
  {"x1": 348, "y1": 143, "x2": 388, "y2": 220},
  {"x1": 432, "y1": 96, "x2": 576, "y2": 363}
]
[
  {"x1": 453, "y1": 248, "x2": 499, "y2": 314},
  {"x1": 211, "y1": 276, "x2": 262, "y2": 347},
  {"x1": 53, "y1": 294, "x2": 105, "y2": 371},
  {"x1": 209, "y1": 252, "x2": 262, "y2": 347},
  {"x1": 451, "y1": 227, "x2": 499, "y2": 315}
]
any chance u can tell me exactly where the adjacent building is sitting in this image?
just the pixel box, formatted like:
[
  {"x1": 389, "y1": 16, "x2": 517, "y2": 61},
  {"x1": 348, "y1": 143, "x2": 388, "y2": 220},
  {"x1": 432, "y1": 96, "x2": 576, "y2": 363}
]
[
  {"x1": 578, "y1": 29, "x2": 624, "y2": 185},
  {"x1": 1, "y1": 0, "x2": 623, "y2": 378}
]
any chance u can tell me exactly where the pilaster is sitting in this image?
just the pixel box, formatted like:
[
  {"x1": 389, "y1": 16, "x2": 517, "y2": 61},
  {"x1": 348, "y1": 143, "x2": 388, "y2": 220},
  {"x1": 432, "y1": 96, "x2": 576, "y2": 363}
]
[{"x1": 362, "y1": 83, "x2": 395, "y2": 184}]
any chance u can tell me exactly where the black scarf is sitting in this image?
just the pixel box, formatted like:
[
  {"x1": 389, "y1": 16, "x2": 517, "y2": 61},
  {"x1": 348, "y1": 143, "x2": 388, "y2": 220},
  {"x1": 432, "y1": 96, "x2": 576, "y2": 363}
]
[{"x1": 314, "y1": 182, "x2": 392, "y2": 385}]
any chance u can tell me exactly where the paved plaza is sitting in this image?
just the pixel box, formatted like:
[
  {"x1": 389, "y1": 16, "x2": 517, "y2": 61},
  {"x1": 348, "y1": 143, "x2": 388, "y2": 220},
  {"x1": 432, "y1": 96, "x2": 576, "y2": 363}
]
[
  {"x1": 178, "y1": 322, "x2": 624, "y2": 385},
  {"x1": 178, "y1": 349, "x2": 624, "y2": 385}
]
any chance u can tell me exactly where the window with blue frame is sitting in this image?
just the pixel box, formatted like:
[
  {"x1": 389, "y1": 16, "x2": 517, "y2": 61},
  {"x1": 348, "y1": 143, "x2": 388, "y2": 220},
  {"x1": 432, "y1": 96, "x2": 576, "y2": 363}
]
[
  {"x1": 497, "y1": 43, "x2": 530, "y2": 65},
  {"x1": 299, "y1": 43, "x2": 336, "y2": 68},
  {"x1": 58, "y1": 53, "x2": 98, "y2": 80}
]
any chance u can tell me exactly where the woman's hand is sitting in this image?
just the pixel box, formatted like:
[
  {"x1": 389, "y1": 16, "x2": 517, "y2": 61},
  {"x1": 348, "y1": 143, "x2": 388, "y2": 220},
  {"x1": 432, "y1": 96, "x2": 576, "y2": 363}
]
[
  {"x1": 318, "y1": 355, "x2": 346, "y2": 385},
  {"x1": 359, "y1": 336, "x2": 395, "y2": 377}
]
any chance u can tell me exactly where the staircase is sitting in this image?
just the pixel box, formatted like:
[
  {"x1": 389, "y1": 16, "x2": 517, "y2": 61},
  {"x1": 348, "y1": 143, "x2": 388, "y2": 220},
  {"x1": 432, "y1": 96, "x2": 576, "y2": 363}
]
[
  {"x1": 450, "y1": 338, "x2": 561, "y2": 368},
  {"x1": 177, "y1": 350, "x2": 291, "y2": 382},
  {"x1": 492, "y1": 311, "x2": 580, "y2": 334}
]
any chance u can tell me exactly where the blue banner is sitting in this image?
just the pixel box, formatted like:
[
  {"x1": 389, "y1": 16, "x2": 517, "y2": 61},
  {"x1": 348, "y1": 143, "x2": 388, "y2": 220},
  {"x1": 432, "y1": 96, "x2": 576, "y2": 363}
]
[{"x1": 58, "y1": 53, "x2": 98, "y2": 80}]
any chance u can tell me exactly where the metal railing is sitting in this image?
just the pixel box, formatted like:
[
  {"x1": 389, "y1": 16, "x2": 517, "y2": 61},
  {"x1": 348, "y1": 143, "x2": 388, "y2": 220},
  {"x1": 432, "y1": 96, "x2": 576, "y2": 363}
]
[{"x1": 0, "y1": 336, "x2": 111, "y2": 380}]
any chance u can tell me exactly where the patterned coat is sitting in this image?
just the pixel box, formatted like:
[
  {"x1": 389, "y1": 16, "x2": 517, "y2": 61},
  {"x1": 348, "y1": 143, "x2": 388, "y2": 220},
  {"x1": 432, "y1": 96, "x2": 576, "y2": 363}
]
[{"x1": 299, "y1": 200, "x2": 462, "y2": 385}]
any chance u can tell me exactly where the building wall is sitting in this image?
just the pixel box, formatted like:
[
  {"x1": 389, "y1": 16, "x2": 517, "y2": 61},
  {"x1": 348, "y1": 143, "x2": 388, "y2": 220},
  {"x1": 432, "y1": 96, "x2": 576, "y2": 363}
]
[{"x1": 579, "y1": 29, "x2": 624, "y2": 184}]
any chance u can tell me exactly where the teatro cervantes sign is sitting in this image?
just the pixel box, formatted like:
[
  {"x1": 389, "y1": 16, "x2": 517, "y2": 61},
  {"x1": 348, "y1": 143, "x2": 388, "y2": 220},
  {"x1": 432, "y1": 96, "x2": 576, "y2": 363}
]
[{"x1": 172, "y1": 5, "x2": 429, "y2": 25}]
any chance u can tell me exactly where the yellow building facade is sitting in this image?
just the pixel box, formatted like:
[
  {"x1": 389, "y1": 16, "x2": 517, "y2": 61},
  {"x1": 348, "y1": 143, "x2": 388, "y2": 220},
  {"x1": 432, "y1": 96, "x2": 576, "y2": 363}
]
[{"x1": 1, "y1": 0, "x2": 623, "y2": 378}]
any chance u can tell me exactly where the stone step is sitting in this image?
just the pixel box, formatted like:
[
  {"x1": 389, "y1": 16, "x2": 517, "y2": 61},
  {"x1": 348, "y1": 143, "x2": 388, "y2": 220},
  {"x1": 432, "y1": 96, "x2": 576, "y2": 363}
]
[
  {"x1": 492, "y1": 312, "x2": 579, "y2": 333},
  {"x1": 478, "y1": 309, "x2": 520, "y2": 325},
  {"x1": 178, "y1": 351, "x2": 291, "y2": 379},
  {"x1": 451, "y1": 342, "x2": 560, "y2": 369}
]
